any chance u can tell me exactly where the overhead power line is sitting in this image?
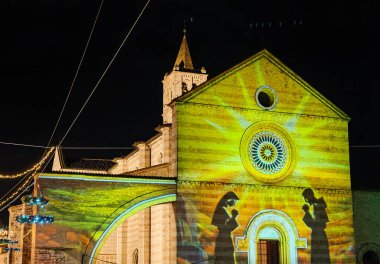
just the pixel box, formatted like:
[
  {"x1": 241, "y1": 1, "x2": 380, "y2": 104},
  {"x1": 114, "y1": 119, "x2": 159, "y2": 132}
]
[
  {"x1": 61, "y1": 147, "x2": 134, "y2": 149},
  {"x1": 0, "y1": 147, "x2": 55, "y2": 179},
  {"x1": 45, "y1": 0, "x2": 104, "y2": 151},
  {"x1": 0, "y1": 141, "x2": 134, "y2": 149},
  {"x1": 3, "y1": 140, "x2": 380, "y2": 149},
  {"x1": 0, "y1": 0, "x2": 105, "y2": 211},
  {"x1": 0, "y1": 141, "x2": 48, "y2": 149},
  {"x1": 0, "y1": 149, "x2": 55, "y2": 212},
  {"x1": 58, "y1": 0, "x2": 152, "y2": 146},
  {"x1": 0, "y1": 0, "x2": 151, "y2": 211}
]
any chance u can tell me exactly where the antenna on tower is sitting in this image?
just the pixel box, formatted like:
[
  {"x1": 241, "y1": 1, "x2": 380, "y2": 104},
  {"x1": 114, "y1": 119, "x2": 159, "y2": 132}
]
[
  {"x1": 183, "y1": 18, "x2": 186, "y2": 34},
  {"x1": 183, "y1": 17, "x2": 193, "y2": 35}
]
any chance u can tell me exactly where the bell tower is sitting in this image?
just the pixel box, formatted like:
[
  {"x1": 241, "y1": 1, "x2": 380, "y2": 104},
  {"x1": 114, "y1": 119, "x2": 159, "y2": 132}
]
[{"x1": 162, "y1": 29, "x2": 208, "y2": 124}]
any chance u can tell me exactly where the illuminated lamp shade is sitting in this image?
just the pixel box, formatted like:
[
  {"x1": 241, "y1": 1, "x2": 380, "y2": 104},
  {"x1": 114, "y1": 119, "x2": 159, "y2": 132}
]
[
  {"x1": 22, "y1": 195, "x2": 49, "y2": 207},
  {"x1": 0, "y1": 239, "x2": 18, "y2": 245},
  {"x1": 4, "y1": 247, "x2": 21, "y2": 252},
  {"x1": 15, "y1": 214, "x2": 54, "y2": 225},
  {"x1": 240, "y1": 122, "x2": 296, "y2": 183}
]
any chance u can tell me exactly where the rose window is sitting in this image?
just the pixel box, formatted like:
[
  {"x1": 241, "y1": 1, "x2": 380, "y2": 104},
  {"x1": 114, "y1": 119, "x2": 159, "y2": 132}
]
[{"x1": 248, "y1": 132, "x2": 287, "y2": 174}]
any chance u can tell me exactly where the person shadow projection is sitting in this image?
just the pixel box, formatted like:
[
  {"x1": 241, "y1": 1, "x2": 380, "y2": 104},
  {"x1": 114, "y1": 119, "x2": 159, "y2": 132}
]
[
  {"x1": 211, "y1": 191, "x2": 239, "y2": 264},
  {"x1": 302, "y1": 188, "x2": 331, "y2": 264}
]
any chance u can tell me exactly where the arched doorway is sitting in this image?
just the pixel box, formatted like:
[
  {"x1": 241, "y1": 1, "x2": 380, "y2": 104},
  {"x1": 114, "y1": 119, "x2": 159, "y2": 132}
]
[
  {"x1": 256, "y1": 227, "x2": 281, "y2": 264},
  {"x1": 235, "y1": 209, "x2": 307, "y2": 264}
]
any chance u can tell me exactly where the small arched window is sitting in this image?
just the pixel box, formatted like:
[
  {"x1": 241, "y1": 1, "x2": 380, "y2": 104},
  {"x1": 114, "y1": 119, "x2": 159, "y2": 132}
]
[
  {"x1": 133, "y1": 248, "x2": 138, "y2": 264},
  {"x1": 158, "y1": 152, "x2": 163, "y2": 164},
  {"x1": 182, "y1": 82, "x2": 188, "y2": 93}
]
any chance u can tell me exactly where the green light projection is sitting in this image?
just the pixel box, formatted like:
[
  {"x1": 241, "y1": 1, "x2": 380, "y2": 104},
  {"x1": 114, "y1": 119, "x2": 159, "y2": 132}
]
[{"x1": 35, "y1": 173, "x2": 176, "y2": 263}]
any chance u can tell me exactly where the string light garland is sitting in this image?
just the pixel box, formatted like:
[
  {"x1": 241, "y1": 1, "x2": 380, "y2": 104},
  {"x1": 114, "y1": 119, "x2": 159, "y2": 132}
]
[
  {"x1": 0, "y1": 146, "x2": 55, "y2": 210},
  {"x1": 16, "y1": 214, "x2": 54, "y2": 225},
  {"x1": 0, "y1": 147, "x2": 55, "y2": 179},
  {"x1": 0, "y1": 176, "x2": 34, "y2": 209}
]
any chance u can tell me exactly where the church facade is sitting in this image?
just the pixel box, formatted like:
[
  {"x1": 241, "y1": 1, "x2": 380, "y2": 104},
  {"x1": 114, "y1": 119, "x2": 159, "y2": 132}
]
[
  {"x1": 8, "y1": 32, "x2": 378, "y2": 263},
  {"x1": 171, "y1": 42, "x2": 354, "y2": 263}
]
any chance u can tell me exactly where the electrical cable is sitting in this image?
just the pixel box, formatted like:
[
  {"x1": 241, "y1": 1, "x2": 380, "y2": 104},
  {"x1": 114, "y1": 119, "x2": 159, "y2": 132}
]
[
  {"x1": 0, "y1": 149, "x2": 55, "y2": 211},
  {"x1": 0, "y1": 147, "x2": 55, "y2": 179},
  {"x1": 0, "y1": 141, "x2": 135, "y2": 149},
  {"x1": 0, "y1": 141, "x2": 48, "y2": 149},
  {"x1": 61, "y1": 147, "x2": 134, "y2": 149},
  {"x1": 0, "y1": 181, "x2": 34, "y2": 212},
  {"x1": 44, "y1": 0, "x2": 104, "y2": 153},
  {"x1": 58, "y1": 0, "x2": 151, "y2": 146},
  {"x1": 4, "y1": 140, "x2": 380, "y2": 149},
  {"x1": 0, "y1": 0, "x2": 105, "y2": 210},
  {"x1": 2, "y1": 0, "x2": 151, "y2": 211}
]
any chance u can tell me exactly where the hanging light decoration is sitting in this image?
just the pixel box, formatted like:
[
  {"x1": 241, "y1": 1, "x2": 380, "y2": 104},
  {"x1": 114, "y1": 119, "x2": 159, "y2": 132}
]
[
  {"x1": 22, "y1": 195, "x2": 49, "y2": 207},
  {"x1": 15, "y1": 186, "x2": 54, "y2": 226},
  {"x1": 0, "y1": 238, "x2": 18, "y2": 245},
  {"x1": 4, "y1": 247, "x2": 21, "y2": 252},
  {"x1": 16, "y1": 214, "x2": 54, "y2": 225},
  {"x1": 0, "y1": 147, "x2": 55, "y2": 179}
]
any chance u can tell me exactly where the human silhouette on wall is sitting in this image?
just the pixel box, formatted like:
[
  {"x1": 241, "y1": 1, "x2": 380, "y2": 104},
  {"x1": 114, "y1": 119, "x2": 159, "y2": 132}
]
[
  {"x1": 302, "y1": 188, "x2": 331, "y2": 264},
  {"x1": 211, "y1": 191, "x2": 239, "y2": 264}
]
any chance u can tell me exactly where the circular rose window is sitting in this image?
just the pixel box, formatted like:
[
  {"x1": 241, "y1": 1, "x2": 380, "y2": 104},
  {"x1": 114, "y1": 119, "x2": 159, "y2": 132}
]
[
  {"x1": 240, "y1": 122, "x2": 296, "y2": 183},
  {"x1": 248, "y1": 131, "x2": 287, "y2": 174}
]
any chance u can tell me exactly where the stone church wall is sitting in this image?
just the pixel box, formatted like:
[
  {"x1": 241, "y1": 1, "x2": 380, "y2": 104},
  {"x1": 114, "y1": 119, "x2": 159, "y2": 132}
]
[{"x1": 353, "y1": 190, "x2": 380, "y2": 263}]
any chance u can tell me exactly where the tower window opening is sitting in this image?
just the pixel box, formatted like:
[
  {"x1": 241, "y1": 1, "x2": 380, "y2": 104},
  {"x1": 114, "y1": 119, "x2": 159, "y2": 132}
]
[{"x1": 132, "y1": 248, "x2": 138, "y2": 264}]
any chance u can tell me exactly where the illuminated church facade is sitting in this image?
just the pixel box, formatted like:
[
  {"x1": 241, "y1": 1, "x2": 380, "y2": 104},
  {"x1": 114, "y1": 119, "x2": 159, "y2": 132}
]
[{"x1": 7, "y1": 32, "x2": 380, "y2": 264}]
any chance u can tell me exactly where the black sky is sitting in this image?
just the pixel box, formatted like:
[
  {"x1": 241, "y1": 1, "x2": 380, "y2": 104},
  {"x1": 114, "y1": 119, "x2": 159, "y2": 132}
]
[{"x1": 0, "y1": 0, "x2": 380, "y2": 223}]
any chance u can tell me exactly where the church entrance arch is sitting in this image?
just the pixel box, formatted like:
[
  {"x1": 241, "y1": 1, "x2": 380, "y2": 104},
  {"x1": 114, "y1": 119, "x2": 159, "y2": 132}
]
[{"x1": 235, "y1": 209, "x2": 307, "y2": 264}]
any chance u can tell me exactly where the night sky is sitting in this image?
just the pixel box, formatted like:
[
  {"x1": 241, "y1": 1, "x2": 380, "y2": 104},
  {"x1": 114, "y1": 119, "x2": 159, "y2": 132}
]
[{"x1": 0, "y1": 0, "x2": 379, "y2": 224}]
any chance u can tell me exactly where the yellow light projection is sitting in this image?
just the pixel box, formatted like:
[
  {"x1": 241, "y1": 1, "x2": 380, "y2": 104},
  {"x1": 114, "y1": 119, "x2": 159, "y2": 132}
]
[
  {"x1": 175, "y1": 50, "x2": 354, "y2": 263},
  {"x1": 177, "y1": 182, "x2": 355, "y2": 264},
  {"x1": 240, "y1": 121, "x2": 296, "y2": 183},
  {"x1": 34, "y1": 173, "x2": 176, "y2": 263},
  {"x1": 176, "y1": 50, "x2": 351, "y2": 189}
]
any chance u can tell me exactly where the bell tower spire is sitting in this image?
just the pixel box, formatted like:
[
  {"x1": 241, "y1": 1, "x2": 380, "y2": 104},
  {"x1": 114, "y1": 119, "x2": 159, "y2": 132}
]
[
  {"x1": 173, "y1": 29, "x2": 194, "y2": 71},
  {"x1": 162, "y1": 29, "x2": 208, "y2": 124}
]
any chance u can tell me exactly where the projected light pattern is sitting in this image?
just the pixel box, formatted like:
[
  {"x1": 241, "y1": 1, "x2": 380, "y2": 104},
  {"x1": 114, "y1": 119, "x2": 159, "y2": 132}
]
[
  {"x1": 248, "y1": 131, "x2": 287, "y2": 174},
  {"x1": 176, "y1": 51, "x2": 354, "y2": 263},
  {"x1": 34, "y1": 173, "x2": 176, "y2": 263},
  {"x1": 177, "y1": 52, "x2": 351, "y2": 187},
  {"x1": 240, "y1": 122, "x2": 296, "y2": 183}
]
